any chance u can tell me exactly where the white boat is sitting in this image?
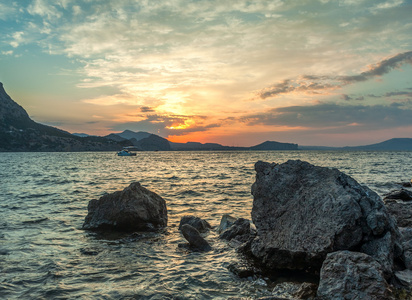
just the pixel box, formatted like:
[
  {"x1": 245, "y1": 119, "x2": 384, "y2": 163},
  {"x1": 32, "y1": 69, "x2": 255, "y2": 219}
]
[{"x1": 117, "y1": 147, "x2": 137, "y2": 156}]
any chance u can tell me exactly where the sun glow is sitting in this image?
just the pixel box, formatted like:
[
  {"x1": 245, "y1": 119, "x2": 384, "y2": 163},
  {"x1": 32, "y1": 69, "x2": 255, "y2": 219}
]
[{"x1": 166, "y1": 118, "x2": 195, "y2": 130}]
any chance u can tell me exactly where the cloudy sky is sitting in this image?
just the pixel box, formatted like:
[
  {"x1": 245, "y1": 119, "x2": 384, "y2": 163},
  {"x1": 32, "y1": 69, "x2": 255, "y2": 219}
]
[{"x1": 1, "y1": 0, "x2": 412, "y2": 146}]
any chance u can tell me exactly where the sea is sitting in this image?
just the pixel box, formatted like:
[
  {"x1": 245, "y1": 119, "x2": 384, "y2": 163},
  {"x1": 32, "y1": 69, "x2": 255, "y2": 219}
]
[{"x1": 1, "y1": 150, "x2": 411, "y2": 299}]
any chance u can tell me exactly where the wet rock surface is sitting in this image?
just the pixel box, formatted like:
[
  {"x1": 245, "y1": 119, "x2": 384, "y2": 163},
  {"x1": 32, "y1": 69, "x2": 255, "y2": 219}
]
[
  {"x1": 219, "y1": 217, "x2": 255, "y2": 245},
  {"x1": 217, "y1": 214, "x2": 237, "y2": 234},
  {"x1": 178, "y1": 215, "x2": 211, "y2": 233},
  {"x1": 272, "y1": 282, "x2": 317, "y2": 300},
  {"x1": 317, "y1": 251, "x2": 394, "y2": 300},
  {"x1": 180, "y1": 224, "x2": 211, "y2": 251},
  {"x1": 400, "y1": 228, "x2": 412, "y2": 270},
  {"x1": 384, "y1": 189, "x2": 412, "y2": 202},
  {"x1": 249, "y1": 160, "x2": 402, "y2": 276},
  {"x1": 82, "y1": 182, "x2": 168, "y2": 231}
]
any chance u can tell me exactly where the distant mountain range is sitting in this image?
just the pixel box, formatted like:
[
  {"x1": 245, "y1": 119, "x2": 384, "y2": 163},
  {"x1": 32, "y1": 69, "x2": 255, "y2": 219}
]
[
  {"x1": 299, "y1": 138, "x2": 412, "y2": 151},
  {"x1": 1, "y1": 82, "x2": 412, "y2": 152}
]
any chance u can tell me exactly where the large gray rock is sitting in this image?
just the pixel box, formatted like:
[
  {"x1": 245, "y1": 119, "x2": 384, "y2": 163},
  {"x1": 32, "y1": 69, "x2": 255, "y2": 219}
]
[
  {"x1": 317, "y1": 251, "x2": 394, "y2": 300},
  {"x1": 82, "y1": 182, "x2": 167, "y2": 231},
  {"x1": 250, "y1": 160, "x2": 401, "y2": 276}
]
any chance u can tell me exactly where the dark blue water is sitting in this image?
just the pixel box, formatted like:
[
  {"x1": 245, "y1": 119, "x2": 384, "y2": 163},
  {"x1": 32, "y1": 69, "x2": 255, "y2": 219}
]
[{"x1": 1, "y1": 151, "x2": 411, "y2": 299}]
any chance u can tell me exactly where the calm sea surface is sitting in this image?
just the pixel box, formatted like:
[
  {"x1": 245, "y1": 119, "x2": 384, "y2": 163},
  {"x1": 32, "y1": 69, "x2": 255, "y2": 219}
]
[{"x1": 1, "y1": 151, "x2": 411, "y2": 299}]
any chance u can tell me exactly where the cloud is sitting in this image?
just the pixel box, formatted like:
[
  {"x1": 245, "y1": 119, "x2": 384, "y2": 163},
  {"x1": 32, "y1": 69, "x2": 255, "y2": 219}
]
[
  {"x1": 27, "y1": 0, "x2": 62, "y2": 21},
  {"x1": 258, "y1": 51, "x2": 412, "y2": 99},
  {"x1": 0, "y1": 3, "x2": 17, "y2": 20},
  {"x1": 385, "y1": 91, "x2": 412, "y2": 97},
  {"x1": 242, "y1": 102, "x2": 412, "y2": 131}
]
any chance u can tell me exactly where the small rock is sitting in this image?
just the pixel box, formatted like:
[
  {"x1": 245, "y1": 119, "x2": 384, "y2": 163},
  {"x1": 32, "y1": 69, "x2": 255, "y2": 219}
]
[
  {"x1": 272, "y1": 282, "x2": 317, "y2": 300},
  {"x1": 395, "y1": 269, "x2": 412, "y2": 287},
  {"x1": 178, "y1": 215, "x2": 211, "y2": 233},
  {"x1": 293, "y1": 282, "x2": 317, "y2": 299},
  {"x1": 217, "y1": 214, "x2": 237, "y2": 234},
  {"x1": 384, "y1": 189, "x2": 412, "y2": 202},
  {"x1": 317, "y1": 251, "x2": 394, "y2": 300},
  {"x1": 219, "y1": 218, "x2": 255, "y2": 244},
  {"x1": 227, "y1": 260, "x2": 261, "y2": 278},
  {"x1": 180, "y1": 224, "x2": 211, "y2": 251},
  {"x1": 80, "y1": 248, "x2": 99, "y2": 256}
]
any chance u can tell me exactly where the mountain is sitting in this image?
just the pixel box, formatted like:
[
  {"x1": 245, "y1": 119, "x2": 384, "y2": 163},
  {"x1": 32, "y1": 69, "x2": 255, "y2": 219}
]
[
  {"x1": 342, "y1": 138, "x2": 412, "y2": 151},
  {"x1": 170, "y1": 141, "x2": 229, "y2": 151},
  {"x1": 135, "y1": 134, "x2": 171, "y2": 151},
  {"x1": 72, "y1": 133, "x2": 91, "y2": 137},
  {"x1": 115, "y1": 130, "x2": 151, "y2": 141},
  {"x1": 299, "y1": 138, "x2": 412, "y2": 151},
  {"x1": 0, "y1": 83, "x2": 128, "y2": 151},
  {"x1": 250, "y1": 141, "x2": 298, "y2": 150}
]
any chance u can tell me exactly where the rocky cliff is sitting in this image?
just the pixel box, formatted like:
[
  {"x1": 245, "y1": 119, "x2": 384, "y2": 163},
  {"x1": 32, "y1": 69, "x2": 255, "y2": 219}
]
[{"x1": 0, "y1": 83, "x2": 127, "y2": 151}]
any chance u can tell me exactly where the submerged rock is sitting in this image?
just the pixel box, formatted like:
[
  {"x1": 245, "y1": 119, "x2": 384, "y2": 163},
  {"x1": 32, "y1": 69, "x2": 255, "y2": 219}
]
[
  {"x1": 82, "y1": 182, "x2": 167, "y2": 231},
  {"x1": 180, "y1": 224, "x2": 211, "y2": 251},
  {"x1": 317, "y1": 251, "x2": 394, "y2": 300},
  {"x1": 178, "y1": 215, "x2": 211, "y2": 233},
  {"x1": 249, "y1": 160, "x2": 401, "y2": 276}
]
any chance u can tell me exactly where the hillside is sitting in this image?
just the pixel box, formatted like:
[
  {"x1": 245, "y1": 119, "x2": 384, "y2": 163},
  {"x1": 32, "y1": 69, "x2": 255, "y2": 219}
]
[
  {"x1": 0, "y1": 83, "x2": 127, "y2": 151},
  {"x1": 343, "y1": 138, "x2": 412, "y2": 151}
]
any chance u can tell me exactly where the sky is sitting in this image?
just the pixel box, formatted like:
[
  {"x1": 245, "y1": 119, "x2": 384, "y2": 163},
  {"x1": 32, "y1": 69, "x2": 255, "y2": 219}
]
[{"x1": 1, "y1": 0, "x2": 412, "y2": 147}]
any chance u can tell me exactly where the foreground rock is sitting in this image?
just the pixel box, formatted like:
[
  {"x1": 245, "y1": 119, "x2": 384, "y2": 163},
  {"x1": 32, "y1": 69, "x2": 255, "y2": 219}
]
[
  {"x1": 317, "y1": 251, "x2": 394, "y2": 300},
  {"x1": 180, "y1": 224, "x2": 211, "y2": 251},
  {"x1": 249, "y1": 160, "x2": 402, "y2": 277},
  {"x1": 82, "y1": 182, "x2": 167, "y2": 231},
  {"x1": 400, "y1": 228, "x2": 412, "y2": 270},
  {"x1": 178, "y1": 215, "x2": 211, "y2": 233}
]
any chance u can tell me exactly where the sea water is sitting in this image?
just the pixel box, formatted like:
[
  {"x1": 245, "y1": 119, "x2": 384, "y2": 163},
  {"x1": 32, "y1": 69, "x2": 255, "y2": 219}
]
[{"x1": 1, "y1": 151, "x2": 411, "y2": 299}]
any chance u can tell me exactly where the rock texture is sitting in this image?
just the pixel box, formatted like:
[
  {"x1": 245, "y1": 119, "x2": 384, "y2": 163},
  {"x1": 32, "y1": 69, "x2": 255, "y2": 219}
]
[
  {"x1": 219, "y1": 218, "x2": 255, "y2": 244},
  {"x1": 217, "y1": 214, "x2": 237, "y2": 234},
  {"x1": 400, "y1": 228, "x2": 412, "y2": 270},
  {"x1": 384, "y1": 190, "x2": 412, "y2": 228},
  {"x1": 317, "y1": 251, "x2": 394, "y2": 300},
  {"x1": 180, "y1": 224, "x2": 211, "y2": 251},
  {"x1": 385, "y1": 202, "x2": 412, "y2": 228},
  {"x1": 178, "y1": 215, "x2": 211, "y2": 233},
  {"x1": 250, "y1": 160, "x2": 401, "y2": 276},
  {"x1": 384, "y1": 189, "x2": 412, "y2": 202},
  {"x1": 82, "y1": 182, "x2": 167, "y2": 231}
]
